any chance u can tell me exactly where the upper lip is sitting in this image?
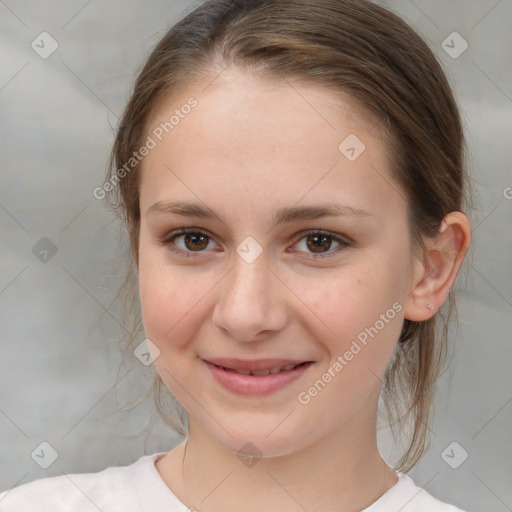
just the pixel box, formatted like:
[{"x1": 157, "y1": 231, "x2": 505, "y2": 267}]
[{"x1": 203, "y1": 357, "x2": 312, "y2": 371}]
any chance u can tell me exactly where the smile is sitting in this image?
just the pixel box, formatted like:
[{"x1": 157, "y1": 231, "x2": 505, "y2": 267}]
[
  {"x1": 202, "y1": 358, "x2": 314, "y2": 396},
  {"x1": 211, "y1": 361, "x2": 309, "y2": 376}
]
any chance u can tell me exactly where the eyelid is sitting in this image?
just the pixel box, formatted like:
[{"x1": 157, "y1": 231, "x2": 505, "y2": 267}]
[{"x1": 159, "y1": 227, "x2": 352, "y2": 259}]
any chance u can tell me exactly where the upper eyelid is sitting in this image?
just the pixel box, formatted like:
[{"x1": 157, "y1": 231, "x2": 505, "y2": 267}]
[{"x1": 161, "y1": 227, "x2": 221, "y2": 246}]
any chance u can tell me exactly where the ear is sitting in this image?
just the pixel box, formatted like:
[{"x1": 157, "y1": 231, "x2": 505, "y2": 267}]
[{"x1": 403, "y1": 211, "x2": 471, "y2": 321}]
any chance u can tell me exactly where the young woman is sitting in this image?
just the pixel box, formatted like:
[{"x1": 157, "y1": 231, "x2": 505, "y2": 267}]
[{"x1": 0, "y1": 1, "x2": 472, "y2": 510}]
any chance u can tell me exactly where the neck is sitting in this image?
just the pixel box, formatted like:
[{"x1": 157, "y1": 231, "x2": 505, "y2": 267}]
[{"x1": 161, "y1": 391, "x2": 398, "y2": 512}]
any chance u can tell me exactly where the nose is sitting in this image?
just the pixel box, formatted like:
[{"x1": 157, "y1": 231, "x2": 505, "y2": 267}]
[{"x1": 211, "y1": 254, "x2": 288, "y2": 342}]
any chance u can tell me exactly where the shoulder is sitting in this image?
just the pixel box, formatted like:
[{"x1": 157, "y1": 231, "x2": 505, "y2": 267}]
[
  {"x1": 364, "y1": 472, "x2": 467, "y2": 512},
  {"x1": 0, "y1": 452, "x2": 167, "y2": 512}
]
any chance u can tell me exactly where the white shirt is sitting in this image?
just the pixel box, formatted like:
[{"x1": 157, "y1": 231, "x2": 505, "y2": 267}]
[{"x1": 0, "y1": 451, "x2": 466, "y2": 511}]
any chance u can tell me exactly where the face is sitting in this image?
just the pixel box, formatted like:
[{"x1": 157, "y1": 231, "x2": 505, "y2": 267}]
[{"x1": 137, "y1": 67, "x2": 417, "y2": 457}]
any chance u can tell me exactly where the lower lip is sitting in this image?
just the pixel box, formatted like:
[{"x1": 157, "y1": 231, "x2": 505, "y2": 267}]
[{"x1": 203, "y1": 360, "x2": 314, "y2": 396}]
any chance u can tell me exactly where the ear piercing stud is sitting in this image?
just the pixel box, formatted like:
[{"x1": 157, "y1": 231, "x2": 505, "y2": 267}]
[{"x1": 427, "y1": 304, "x2": 434, "y2": 310}]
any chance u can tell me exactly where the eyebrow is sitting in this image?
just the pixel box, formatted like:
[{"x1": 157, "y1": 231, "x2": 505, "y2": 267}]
[{"x1": 146, "y1": 200, "x2": 373, "y2": 226}]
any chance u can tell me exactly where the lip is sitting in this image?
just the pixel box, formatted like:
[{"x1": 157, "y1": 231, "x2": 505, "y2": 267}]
[
  {"x1": 203, "y1": 357, "x2": 311, "y2": 372},
  {"x1": 202, "y1": 358, "x2": 314, "y2": 396}
]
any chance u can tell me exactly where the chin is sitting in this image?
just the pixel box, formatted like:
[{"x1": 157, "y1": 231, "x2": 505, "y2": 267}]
[{"x1": 206, "y1": 420, "x2": 312, "y2": 461}]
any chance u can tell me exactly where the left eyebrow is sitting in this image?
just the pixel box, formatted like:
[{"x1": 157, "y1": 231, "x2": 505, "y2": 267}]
[
  {"x1": 272, "y1": 203, "x2": 373, "y2": 224},
  {"x1": 146, "y1": 200, "x2": 373, "y2": 226}
]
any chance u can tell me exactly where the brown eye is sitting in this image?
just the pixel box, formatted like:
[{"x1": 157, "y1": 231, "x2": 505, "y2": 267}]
[
  {"x1": 292, "y1": 230, "x2": 350, "y2": 259},
  {"x1": 160, "y1": 228, "x2": 218, "y2": 257},
  {"x1": 306, "y1": 234, "x2": 334, "y2": 253},
  {"x1": 183, "y1": 232, "x2": 209, "y2": 251}
]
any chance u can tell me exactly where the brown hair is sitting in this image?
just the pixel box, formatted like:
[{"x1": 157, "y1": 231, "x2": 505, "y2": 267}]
[{"x1": 103, "y1": 0, "x2": 473, "y2": 472}]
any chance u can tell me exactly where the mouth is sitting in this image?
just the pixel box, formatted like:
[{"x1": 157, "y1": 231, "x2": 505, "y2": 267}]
[
  {"x1": 202, "y1": 357, "x2": 315, "y2": 396},
  {"x1": 208, "y1": 361, "x2": 311, "y2": 376}
]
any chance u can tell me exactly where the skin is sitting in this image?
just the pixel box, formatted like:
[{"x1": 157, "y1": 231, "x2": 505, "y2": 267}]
[{"x1": 135, "y1": 66, "x2": 471, "y2": 512}]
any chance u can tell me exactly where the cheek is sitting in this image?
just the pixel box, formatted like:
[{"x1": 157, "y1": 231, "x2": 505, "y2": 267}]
[
  {"x1": 303, "y1": 259, "x2": 404, "y2": 366},
  {"x1": 138, "y1": 248, "x2": 203, "y2": 350}
]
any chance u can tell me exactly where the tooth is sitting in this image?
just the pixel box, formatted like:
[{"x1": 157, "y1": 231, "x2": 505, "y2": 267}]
[
  {"x1": 234, "y1": 369, "x2": 251, "y2": 375},
  {"x1": 251, "y1": 369, "x2": 271, "y2": 376},
  {"x1": 281, "y1": 364, "x2": 297, "y2": 371},
  {"x1": 269, "y1": 366, "x2": 282, "y2": 374}
]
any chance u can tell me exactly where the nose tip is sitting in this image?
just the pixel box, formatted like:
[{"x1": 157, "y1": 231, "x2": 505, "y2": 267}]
[{"x1": 211, "y1": 257, "x2": 287, "y2": 342}]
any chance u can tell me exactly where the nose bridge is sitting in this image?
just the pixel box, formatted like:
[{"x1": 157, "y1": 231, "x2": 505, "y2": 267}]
[
  {"x1": 232, "y1": 251, "x2": 272, "y2": 297},
  {"x1": 212, "y1": 249, "x2": 286, "y2": 340},
  {"x1": 227, "y1": 250, "x2": 275, "y2": 313}
]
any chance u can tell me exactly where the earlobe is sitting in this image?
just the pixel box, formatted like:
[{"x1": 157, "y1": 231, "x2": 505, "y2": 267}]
[{"x1": 403, "y1": 211, "x2": 471, "y2": 322}]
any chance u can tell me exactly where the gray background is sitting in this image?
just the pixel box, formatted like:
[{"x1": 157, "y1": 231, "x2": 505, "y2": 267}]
[{"x1": 0, "y1": 1, "x2": 511, "y2": 510}]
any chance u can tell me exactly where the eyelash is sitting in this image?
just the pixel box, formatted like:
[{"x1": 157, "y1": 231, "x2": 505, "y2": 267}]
[{"x1": 159, "y1": 228, "x2": 351, "y2": 260}]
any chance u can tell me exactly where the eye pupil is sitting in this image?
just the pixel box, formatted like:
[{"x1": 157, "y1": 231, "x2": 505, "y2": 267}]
[
  {"x1": 306, "y1": 235, "x2": 332, "y2": 253},
  {"x1": 185, "y1": 233, "x2": 208, "y2": 251}
]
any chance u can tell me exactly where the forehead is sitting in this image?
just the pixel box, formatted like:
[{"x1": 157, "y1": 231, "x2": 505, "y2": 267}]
[
  {"x1": 145, "y1": 69, "x2": 384, "y2": 150},
  {"x1": 138, "y1": 69, "x2": 404, "y2": 221}
]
